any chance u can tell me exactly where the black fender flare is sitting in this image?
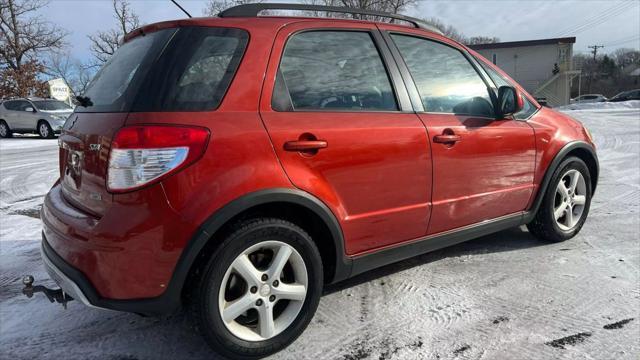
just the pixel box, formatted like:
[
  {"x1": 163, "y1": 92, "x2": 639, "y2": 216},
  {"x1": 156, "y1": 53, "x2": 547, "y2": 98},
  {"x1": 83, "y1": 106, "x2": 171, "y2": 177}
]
[
  {"x1": 525, "y1": 140, "x2": 599, "y2": 222},
  {"x1": 162, "y1": 188, "x2": 351, "y2": 310}
]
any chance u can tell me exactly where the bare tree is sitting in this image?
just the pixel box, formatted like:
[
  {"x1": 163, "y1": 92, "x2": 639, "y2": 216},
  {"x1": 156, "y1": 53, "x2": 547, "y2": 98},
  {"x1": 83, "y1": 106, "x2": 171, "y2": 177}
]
[
  {"x1": 45, "y1": 51, "x2": 92, "y2": 96},
  {"x1": 203, "y1": 0, "x2": 264, "y2": 16},
  {"x1": 467, "y1": 36, "x2": 499, "y2": 45},
  {"x1": 88, "y1": 0, "x2": 139, "y2": 64},
  {"x1": 0, "y1": 0, "x2": 67, "y2": 69},
  {"x1": 420, "y1": 17, "x2": 466, "y2": 43},
  {"x1": 302, "y1": 0, "x2": 417, "y2": 22},
  {"x1": 0, "y1": 0, "x2": 66, "y2": 97}
]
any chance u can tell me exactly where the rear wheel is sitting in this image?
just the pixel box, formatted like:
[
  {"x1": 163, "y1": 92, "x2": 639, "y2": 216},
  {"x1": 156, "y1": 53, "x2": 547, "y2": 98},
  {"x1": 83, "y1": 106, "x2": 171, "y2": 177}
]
[
  {"x1": 528, "y1": 157, "x2": 592, "y2": 242},
  {"x1": 0, "y1": 120, "x2": 12, "y2": 138},
  {"x1": 38, "y1": 121, "x2": 54, "y2": 139},
  {"x1": 190, "y1": 218, "x2": 322, "y2": 359}
]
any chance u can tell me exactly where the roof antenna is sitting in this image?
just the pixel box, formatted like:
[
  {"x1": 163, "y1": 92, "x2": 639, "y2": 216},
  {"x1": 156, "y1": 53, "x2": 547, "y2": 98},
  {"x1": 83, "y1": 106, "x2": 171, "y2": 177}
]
[{"x1": 170, "y1": 0, "x2": 192, "y2": 18}]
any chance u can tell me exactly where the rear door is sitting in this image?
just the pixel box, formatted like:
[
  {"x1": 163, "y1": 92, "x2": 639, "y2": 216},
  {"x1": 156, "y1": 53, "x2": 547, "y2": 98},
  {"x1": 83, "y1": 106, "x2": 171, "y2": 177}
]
[
  {"x1": 1, "y1": 100, "x2": 19, "y2": 128},
  {"x1": 10, "y1": 100, "x2": 33, "y2": 129},
  {"x1": 384, "y1": 30, "x2": 536, "y2": 234},
  {"x1": 259, "y1": 22, "x2": 432, "y2": 255}
]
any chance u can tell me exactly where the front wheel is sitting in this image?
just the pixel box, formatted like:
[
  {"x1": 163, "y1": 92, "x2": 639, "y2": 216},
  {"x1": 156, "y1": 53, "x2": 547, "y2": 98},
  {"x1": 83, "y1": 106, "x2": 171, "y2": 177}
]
[
  {"x1": 527, "y1": 156, "x2": 592, "y2": 242},
  {"x1": 38, "y1": 121, "x2": 55, "y2": 139},
  {"x1": 190, "y1": 218, "x2": 323, "y2": 359},
  {"x1": 0, "y1": 120, "x2": 12, "y2": 138}
]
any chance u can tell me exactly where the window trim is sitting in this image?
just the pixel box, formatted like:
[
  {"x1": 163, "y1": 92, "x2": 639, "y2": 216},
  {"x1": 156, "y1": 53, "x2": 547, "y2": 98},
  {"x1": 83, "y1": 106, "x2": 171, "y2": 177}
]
[
  {"x1": 131, "y1": 26, "x2": 250, "y2": 113},
  {"x1": 270, "y1": 28, "x2": 413, "y2": 113},
  {"x1": 381, "y1": 30, "x2": 499, "y2": 119},
  {"x1": 472, "y1": 55, "x2": 540, "y2": 121}
]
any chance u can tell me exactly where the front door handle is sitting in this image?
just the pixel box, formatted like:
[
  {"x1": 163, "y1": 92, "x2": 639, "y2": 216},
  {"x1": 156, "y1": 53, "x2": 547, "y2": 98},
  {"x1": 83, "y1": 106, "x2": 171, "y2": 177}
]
[
  {"x1": 433, "y1": 134, "x2": 461, "y2": 144},
  {"x1": 283, "y1": 140, "x2": 327, "y2": 156}
]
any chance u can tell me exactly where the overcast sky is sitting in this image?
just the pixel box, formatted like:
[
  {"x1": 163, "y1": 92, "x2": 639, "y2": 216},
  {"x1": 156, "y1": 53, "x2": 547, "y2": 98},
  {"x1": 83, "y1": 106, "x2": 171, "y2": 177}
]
[{"x1": 38, "y1": 0, "x2": 640, "y2": 62}]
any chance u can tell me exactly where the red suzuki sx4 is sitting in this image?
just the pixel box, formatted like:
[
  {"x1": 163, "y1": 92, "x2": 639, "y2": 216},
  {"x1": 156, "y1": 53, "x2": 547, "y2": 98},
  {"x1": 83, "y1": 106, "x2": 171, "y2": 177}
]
[{"x1": 37, "y1": 4, "x2": 598, "y2": 359}]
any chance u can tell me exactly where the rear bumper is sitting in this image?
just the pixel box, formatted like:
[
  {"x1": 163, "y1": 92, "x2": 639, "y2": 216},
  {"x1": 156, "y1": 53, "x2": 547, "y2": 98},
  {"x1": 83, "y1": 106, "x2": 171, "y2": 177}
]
[
  {"x1": 40, "y1": 181, "x2": 190, "y2": 314},
  {"x1": 41, "y1": 235, "x2": 103, "y2": 310},
  {"x1": 41, "y1": 233, "x2": 180, "y2": 315}
]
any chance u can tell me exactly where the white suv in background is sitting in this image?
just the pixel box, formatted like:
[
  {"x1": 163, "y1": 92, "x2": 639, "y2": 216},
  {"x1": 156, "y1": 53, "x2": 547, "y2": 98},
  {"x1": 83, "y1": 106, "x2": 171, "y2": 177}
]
[
  {"x1": 570, "y1": 94, "x2": 608, "y2": 104},
  {"x1": 0, "y1": 98, "x2": 73, "y2": 138}
]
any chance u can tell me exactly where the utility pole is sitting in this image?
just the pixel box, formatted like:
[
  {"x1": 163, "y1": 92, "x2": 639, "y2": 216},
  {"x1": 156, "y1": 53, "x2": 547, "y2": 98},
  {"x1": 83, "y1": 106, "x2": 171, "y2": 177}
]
[{"x1": 587, "y1": 45, "x2": 604, "y2": 93}]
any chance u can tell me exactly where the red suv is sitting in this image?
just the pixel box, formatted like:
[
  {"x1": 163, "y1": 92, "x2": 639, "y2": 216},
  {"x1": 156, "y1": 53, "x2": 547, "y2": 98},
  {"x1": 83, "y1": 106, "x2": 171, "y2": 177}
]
[{"x1": 39, "y1": 4, "x2": 598, "y2": 359}]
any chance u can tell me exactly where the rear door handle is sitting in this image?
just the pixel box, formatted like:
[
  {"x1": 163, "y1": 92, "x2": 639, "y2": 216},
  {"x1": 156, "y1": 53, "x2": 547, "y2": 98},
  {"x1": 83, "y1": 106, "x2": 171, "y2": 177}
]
[
  {"x1": 283, "y1": 140, "x2": 328, "y2": 152},
  {"x1": 433, "y1": 134, "x2": 461, "y2": 144}
]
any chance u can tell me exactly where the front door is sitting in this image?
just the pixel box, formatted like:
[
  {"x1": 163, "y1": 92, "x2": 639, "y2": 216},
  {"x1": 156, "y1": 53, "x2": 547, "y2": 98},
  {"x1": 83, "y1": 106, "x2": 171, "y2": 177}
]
[
  {"x1": 260, "y1": 23, "x2": 432, "y2": 255},
  {"x1": 387, "y1": 31, "x2": 536, "y2": 234}
]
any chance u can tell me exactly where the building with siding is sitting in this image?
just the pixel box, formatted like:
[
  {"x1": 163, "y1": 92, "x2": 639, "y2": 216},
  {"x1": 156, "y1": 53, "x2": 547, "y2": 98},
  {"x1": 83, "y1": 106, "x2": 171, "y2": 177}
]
[{"x1": 470, "y1": 37, "x2": 579, "y2": 107}]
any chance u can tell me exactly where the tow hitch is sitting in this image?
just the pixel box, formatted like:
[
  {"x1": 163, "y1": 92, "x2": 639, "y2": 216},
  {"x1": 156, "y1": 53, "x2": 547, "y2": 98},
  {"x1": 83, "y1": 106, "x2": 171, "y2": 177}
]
[{"x1": 22, "y1": 275, "x2": 74, "y2": 309}]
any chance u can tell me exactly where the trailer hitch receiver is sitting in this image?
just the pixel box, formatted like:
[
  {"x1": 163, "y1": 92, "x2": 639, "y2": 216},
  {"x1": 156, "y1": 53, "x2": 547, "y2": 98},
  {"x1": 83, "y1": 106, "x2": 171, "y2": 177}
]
[{"x1": 22, "y1": 275, "x2": 74, "y2": 309}]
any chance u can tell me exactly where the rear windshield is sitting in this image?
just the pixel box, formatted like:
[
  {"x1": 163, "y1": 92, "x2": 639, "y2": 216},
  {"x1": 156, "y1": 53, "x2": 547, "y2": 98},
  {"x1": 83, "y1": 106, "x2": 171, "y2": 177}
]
[
  {"x1": 76, "y1": 27, "x2": 249, "y2": 113},
  {"x1": 33, "y1": 100, "x2": 72, "y2": 111}
]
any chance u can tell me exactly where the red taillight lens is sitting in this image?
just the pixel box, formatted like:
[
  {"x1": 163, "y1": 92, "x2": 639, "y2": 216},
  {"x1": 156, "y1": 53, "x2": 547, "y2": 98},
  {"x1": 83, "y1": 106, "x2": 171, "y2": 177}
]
[{"x1": 107, "y1": 125, "x2": 210, "y2": 192}]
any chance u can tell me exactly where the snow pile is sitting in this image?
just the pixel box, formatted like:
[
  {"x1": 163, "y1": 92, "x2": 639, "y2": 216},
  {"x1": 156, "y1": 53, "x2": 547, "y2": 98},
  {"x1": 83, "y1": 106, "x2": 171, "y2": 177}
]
[{"x1": 555, "y1": 100, "x2": 640, "y2": 111}]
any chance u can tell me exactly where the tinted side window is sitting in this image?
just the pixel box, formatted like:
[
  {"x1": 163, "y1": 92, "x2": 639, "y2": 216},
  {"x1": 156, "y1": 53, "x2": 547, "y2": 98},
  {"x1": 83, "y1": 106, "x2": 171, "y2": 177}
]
[
  {"x1": 134, "y1": 27, "x2": 249, "y2": 112},
  {"x1": 10, "y1": 100, "x2": 31, "y2": 111},
  {"x1": 3, "y1": 101, "x2": 18, "y2": 111},
  {"x1": 391, "y1": 34, "x2": 493, "y2": 117},
  {"x1": 275, "y1": 31, "x2": 397, "y2": 111},
  {"x1": 476, "y1": 58, "x2": 538, "y2": 120}
]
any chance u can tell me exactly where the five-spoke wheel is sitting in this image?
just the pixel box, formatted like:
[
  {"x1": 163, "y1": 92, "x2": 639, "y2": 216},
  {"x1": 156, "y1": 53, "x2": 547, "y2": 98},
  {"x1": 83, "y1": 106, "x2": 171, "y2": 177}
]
[
  {"x1": 553, "y1": 169, "x2": 587, "y2": 231},
  {"x1": 190, "y1": 218, "x2": 322, "y2": 359},
  {"x1": 528, "y1": 156, "x2": 592, "y2": 242},
  {"x1": 219, "y1": 241, "x2": 308, "y2": 341}
]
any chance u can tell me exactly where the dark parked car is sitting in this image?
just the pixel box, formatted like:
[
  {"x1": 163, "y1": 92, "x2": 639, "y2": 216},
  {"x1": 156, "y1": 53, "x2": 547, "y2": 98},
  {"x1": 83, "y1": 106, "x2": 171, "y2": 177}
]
[
  {"x1": 34, "y1": 4, "x2": 599, "y2": 359},
  {"x1": 608, "y1": 89, "x2": 640, "y2": 102}
]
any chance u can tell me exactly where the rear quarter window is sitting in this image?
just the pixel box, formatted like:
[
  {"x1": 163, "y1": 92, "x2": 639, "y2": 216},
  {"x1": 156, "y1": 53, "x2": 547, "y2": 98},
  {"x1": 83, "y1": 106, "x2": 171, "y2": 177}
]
[{"x1": 133, "y1": 27, "x2": 248, "y2": 112}]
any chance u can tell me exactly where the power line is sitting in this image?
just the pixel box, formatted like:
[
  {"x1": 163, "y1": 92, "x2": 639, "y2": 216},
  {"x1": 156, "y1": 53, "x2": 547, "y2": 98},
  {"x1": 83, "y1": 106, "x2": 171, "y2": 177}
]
[
  {"x1": 555, "y1": 1, "x2": 637, "y2": 37},
  {"x1": 603, "y1": 35, "x2": 640, "y2": 48}
]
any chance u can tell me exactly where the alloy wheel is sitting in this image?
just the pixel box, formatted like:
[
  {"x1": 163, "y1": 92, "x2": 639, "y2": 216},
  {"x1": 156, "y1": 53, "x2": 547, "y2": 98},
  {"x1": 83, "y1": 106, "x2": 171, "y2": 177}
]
[
  {"x1": 218, "y1": 240, "x2": 308, "y2": 342},
  {"x1": 554, "y1": 169, "x2": 587, "y2": 231},
  {"x1": 39, "y1": 123, "x2": 49, "y2": 138},
  {"x1": 0, "y1": 123, "x2": 7, "y2": 137}
]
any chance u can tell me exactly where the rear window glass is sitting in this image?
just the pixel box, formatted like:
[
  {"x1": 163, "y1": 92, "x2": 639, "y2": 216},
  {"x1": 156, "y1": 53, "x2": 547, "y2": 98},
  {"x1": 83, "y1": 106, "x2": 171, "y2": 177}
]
[
  {"x1": 77, "y1": 29, "x2": 174, "y2": 113},
  {"x1": 76, "y1": 27, "x2": 248, "y2": 113},
  {"x1": 134, "y1": 27, "x2": 248, "y2": 112},
  {"x1": 33, "y1": 100, "x2": 72, "y2": 111}
]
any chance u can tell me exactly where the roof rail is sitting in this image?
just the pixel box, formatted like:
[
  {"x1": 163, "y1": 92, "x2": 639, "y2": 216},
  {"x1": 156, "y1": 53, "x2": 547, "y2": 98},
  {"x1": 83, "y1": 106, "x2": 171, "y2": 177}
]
[{"x1": 218, "y1": 3, "x2": 443, "y2": 35}]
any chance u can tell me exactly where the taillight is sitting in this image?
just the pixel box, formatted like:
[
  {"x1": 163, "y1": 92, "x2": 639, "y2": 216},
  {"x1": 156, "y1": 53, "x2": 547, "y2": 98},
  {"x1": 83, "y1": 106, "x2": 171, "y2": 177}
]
[{"x1": 107, "y1": 125, "x2": 210, "y2": 192}]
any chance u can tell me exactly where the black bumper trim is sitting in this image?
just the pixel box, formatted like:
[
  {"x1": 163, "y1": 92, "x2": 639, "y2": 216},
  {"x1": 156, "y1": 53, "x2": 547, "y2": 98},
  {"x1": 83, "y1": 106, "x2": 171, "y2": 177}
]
[{"x1": 41, "y1": 234, "x2": 180, "y2": 316}]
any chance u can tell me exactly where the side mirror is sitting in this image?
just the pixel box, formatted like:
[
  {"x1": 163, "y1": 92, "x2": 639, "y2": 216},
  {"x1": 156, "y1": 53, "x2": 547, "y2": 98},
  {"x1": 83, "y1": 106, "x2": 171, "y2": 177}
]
[
  {"x1": 497, "y1": 86, "x2": 523, "y2": 117},
  {"x1": 25, "y1": 107, "x2": 35, "y2": 112}
]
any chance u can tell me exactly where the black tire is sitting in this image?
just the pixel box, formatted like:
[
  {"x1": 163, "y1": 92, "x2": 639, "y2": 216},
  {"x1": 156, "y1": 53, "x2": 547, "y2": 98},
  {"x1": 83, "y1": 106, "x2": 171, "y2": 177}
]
[
  {"x1": 0, "y1": 120, "x2": 12, "y2": 138},
  {"x1": 37, "y1": 120, "x2": 54, "y2": 139},
  {"x1": 190, "y1": 218, "x2": 323, "y2": 359},
  {"x1": 527, "y1": 156, "x2": 592, "y2": 242}
]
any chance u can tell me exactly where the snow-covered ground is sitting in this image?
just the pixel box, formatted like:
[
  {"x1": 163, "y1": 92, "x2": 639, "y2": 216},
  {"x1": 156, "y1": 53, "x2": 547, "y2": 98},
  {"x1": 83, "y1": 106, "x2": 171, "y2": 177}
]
[
  {"x1": 1, "y1": 107, "x2": 639, "y2": 360},
  {"x1": 555, "y1": 99, "x2": 640, "y2": 111}
]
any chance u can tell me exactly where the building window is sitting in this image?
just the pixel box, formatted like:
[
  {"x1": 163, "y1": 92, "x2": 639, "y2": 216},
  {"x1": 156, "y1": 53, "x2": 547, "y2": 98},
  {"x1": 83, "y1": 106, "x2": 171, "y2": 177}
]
[
  {"x1": 559, "y1": 48, "x2": 567, "y2": 63},
  {"x1": 492, "y1": 53, "x2": 497, "y2": 65}
]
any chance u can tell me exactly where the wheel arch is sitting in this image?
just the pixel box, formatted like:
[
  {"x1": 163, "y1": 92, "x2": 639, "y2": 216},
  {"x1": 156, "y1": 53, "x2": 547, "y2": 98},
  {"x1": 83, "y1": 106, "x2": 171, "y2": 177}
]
[
  {"x1": 177, "y1": 188, "x2": 351, "y2": 300},
  {"x1": 527, "y1": 141, "x2": 599, "y2": 220}
]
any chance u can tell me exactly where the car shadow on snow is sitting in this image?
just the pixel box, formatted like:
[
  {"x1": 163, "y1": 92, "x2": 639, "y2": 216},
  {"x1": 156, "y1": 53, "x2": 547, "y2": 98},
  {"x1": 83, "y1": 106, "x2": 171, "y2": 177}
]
[{"x1": 324, "y1": 226, "x2": 544, "y2": 295}]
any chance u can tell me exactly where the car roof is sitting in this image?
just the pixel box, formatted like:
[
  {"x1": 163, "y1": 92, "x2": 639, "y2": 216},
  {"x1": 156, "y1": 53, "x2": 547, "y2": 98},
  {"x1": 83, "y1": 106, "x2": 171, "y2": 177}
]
[{"x1": 124, "y1": 16, "x2": 447, "y2": 43}]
